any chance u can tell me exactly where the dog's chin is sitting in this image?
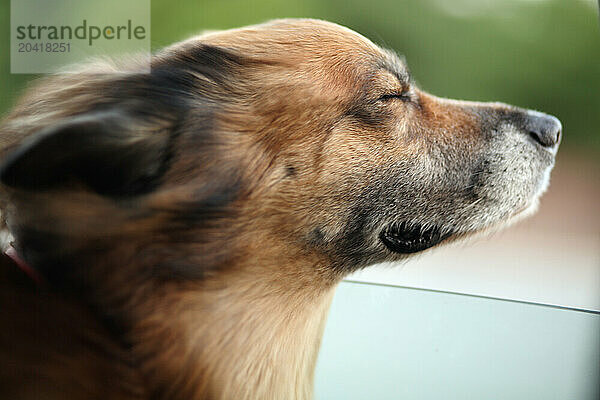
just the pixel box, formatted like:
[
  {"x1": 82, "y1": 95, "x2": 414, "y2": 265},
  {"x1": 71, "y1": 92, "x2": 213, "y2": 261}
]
[
  {"x1": 379, "y1": 193, "x2": 544, "y2": 255},
  {"x1": 379, "y1": 222, "x2": 452, "y2": 254}
]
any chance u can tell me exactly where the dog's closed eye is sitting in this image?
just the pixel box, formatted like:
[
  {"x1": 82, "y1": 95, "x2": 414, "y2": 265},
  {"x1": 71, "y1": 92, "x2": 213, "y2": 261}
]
[
  {"x1": 378, "y1": 90, "x2": 412, "y2": 102},
  {"x1": 375, "y1": 68, "x2": 413, "y2": 103}
]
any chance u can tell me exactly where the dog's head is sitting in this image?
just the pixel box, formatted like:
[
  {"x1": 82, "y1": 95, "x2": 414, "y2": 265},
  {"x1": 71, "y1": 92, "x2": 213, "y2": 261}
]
[{"x1": 0, "y1": 19, "x2": 560, "y2": 280}]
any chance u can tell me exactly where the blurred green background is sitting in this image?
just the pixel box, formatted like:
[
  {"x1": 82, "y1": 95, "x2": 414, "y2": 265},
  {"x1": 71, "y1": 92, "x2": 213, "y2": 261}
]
[{"x1": 1, "y1": 0, "x2": 599, "y2": 155}]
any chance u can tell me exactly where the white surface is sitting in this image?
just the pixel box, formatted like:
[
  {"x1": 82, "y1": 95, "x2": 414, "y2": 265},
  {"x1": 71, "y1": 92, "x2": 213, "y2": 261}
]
[
  {"x1": 315, "y1": 282, "x2": 600, "y2": 400},
  {"x1": 347, "y1": 155, "x2": 600, "y2": 312}
]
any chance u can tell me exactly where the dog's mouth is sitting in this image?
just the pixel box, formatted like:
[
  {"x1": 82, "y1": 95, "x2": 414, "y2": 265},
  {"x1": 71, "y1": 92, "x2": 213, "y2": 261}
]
[{"x1": 379, "y1": 222, "x2": 452, "y2": 254}]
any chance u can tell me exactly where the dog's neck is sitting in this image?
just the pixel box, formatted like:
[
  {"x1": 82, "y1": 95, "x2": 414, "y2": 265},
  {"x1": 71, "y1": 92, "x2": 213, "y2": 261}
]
[
  {"x1": 111, "y1": 244, "x2": 339, "y2": 400},
  {"x1": 10, "y1": 193, "x2": 342, "y2": 399}
]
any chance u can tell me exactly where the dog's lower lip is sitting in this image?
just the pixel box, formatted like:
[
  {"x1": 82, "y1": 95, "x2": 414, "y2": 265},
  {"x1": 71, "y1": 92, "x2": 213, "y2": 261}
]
[{"x1": 379, "y1": 222, "x2": 451, "y2": 254}]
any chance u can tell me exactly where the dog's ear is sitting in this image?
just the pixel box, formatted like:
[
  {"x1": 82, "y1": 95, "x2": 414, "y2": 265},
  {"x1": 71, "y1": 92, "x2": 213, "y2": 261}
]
[{"x1": 0, "y1": 110, "x2": 172, "y2": 196}]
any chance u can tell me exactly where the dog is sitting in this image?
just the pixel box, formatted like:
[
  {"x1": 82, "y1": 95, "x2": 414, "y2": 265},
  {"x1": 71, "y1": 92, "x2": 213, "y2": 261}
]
[{"x1": 0, "y1": 19, "x2": 561, "y2": 400}]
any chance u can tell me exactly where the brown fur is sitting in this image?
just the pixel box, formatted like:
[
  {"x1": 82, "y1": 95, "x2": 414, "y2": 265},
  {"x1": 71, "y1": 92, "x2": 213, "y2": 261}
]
[{"x1": 0, "y1": 19, "x2": 560, "y2": 399}]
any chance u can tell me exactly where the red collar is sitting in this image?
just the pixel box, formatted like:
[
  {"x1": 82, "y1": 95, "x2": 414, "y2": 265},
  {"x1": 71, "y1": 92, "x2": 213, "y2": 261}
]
[{"x1": 5, "y1": 245, "x2": 43, "y2": 285}]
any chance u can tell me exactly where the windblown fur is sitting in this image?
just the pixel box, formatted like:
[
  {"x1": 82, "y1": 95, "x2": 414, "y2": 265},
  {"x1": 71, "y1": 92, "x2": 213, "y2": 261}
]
[{"x1": 0, "y1": 19, "x2": 560, "y2": 400}]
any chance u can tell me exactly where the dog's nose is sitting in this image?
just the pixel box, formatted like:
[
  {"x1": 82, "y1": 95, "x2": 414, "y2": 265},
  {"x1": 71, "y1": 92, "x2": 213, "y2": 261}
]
[{"x1": 524, "y1": 111, "x2": 562, "y2": 148}]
